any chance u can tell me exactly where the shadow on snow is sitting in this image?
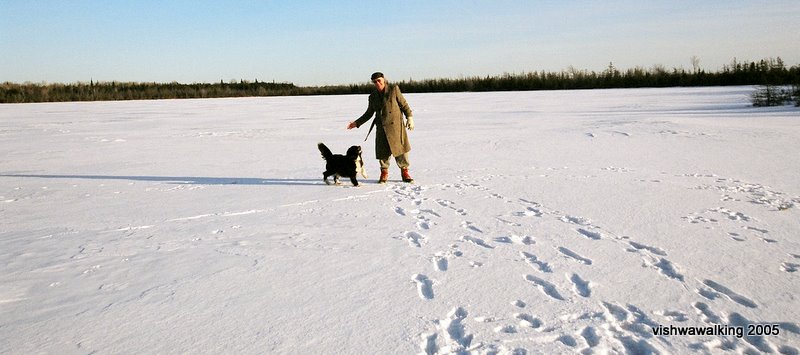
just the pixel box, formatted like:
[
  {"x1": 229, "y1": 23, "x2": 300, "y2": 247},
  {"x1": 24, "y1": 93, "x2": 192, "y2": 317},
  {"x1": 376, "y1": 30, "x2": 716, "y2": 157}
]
[{"x1": 0, "y1": 174, "x2": 324, "y2": 186}]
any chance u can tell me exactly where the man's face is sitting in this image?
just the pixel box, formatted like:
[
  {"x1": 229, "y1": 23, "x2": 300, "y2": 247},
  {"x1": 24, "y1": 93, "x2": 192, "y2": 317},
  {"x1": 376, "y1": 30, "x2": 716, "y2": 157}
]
[{"x1": 372, "y1": 77, "x2": 386, "y2": 92}]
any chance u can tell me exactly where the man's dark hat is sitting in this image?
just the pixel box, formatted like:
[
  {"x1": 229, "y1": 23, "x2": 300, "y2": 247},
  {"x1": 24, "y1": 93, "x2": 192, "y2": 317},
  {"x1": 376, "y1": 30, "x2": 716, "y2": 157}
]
[{"x1": 371, "y1": 72, "x2": 384, "y2": 81}]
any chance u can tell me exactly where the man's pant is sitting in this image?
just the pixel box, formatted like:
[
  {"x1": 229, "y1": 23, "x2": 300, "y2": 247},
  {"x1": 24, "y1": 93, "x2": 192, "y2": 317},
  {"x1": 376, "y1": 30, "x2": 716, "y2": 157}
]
[{"x1": 379, "y1": 153, "x2": 410, "y2": 169}]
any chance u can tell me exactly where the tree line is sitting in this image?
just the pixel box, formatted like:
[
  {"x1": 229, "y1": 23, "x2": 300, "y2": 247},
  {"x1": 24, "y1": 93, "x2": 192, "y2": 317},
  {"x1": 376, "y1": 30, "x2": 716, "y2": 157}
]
[{"x1": 2, "y1": 57, "x2": 798, "y2": 104}]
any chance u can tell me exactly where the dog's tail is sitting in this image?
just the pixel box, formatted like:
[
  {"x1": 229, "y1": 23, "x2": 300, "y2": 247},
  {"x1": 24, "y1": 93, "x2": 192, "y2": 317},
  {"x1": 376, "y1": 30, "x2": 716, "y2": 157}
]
[{"x1": 317, "y1": 142, "x2": 333, "y2": 160}]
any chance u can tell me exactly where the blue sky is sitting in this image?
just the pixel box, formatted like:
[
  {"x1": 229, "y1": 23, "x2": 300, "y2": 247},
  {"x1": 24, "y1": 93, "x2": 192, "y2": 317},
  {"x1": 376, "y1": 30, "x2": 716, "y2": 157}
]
[{"x1": 1, "y1": 0, "x2": 798, "y2": 86}]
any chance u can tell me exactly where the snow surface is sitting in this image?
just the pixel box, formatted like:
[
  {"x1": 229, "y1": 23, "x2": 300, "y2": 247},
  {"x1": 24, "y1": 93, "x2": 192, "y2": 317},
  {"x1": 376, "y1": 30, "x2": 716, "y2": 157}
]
[{"x1": 1, "y1": 86, "x2": 799, "y2": 354}]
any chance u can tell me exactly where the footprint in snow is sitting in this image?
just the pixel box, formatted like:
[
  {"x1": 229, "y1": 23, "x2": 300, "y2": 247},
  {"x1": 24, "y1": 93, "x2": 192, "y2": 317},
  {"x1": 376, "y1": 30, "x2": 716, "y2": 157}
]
[
  {"x1": 702, "y1": 279, "x2": 757, "y2": 308},
  {"x1": 655, "y1": 309, "x2": 688, "y2": 322},
  {"x1": 416, "y1": 220, "x2": 431, "y2": 230},
  {"x1": 461, "y1": 221, "x2": 483, "y2": 233},
  {"x1": 513, "y1": 206, "x2": 543, "y2": 217},
  {"x1": 401, "y1": 231, "x2": 426, "y2": 248},
  {"x1": 524, "y1": 274, "x2": 565, "y2": 301},
  {"x1": 568, "y1": 273, "x2": 591, "y2": 298},
  {"x1": 515, "y1": 313, "x2": 542, "y2": 329},
  {"x1": 781, "y1": 262, "x2": 799, "y2": 273},
  {"x1": 494, "y1": 325, "x2": 517, "y2": 334},
  {"x1": 627, "y1": 240, "x2": 667, "y2": 256},
  {"x1": 557, "y1": 335, "x2": 578, "y2": 347},
  {"x1": 557, "y1": 247, "x2": 592, "y2": 265},
  {"x1": 432, "y1": 254, "x2": 448, "y2": 272},
  {"x1": 580, "y1": 326, "x2": 601, "y2": 349},
  {"x1": 460, "y1": 235, "x2": 494, "y2": 249},
  {"x1": 560, "y1": 215, "x2": 591, "y2": 226},
  {"x1": 642, "y1": 255, "x2": 685, "y2": 282},
  {"x1": 495, "y1": 234, "x2": 535, "y2": 245},
  {"x1": 576, "y1": 228, "x2": 602, "y2": 240},
  {"x1": 728, "y1": 232, "x2": 747, "y2": 241},
  {"x1": 412, "y1": 274, "x2": 434, "y2": 300},
  {"x1": 428, "y1": 307, "x2": 472, "y2": 351},
  {"x1": 520, "y1": 251, "x2": 552, "y2": 273}
]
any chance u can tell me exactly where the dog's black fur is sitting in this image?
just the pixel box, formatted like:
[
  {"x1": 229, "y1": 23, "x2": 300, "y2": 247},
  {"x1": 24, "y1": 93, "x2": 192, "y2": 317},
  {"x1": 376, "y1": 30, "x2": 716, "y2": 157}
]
[{"x1": 317, "y1": 143, "x2": 367, "y2": 186}]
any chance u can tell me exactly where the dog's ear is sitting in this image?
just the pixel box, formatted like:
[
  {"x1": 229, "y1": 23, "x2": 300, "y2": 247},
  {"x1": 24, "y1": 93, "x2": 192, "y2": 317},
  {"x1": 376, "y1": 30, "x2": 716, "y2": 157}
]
[{"x1": 346, "y1": 145, "x2": 360, "y2": 158}]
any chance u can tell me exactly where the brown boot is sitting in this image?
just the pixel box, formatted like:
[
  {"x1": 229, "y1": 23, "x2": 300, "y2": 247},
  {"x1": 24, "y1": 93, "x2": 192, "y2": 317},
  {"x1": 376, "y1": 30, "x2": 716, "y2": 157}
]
[
  {"x1": 379, "y1": 168, "x2": 389, "y2": 184},
  {"x1": 401, "y1": 168, "x2": 414, "y2": 183}
]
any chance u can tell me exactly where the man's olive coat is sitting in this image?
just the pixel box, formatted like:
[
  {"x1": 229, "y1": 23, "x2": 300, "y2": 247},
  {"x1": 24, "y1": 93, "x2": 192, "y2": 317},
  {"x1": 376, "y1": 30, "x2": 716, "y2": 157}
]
[{"x1": 354, "y1": 84, "x2": 413, "y2": 159}]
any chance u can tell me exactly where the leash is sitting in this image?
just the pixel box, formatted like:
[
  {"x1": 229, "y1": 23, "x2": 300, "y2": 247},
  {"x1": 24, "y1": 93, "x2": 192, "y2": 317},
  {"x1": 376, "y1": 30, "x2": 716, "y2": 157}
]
[
  {"x1": 364, "y1": 118, "x2": 377, "y2": 141},
  {"x1": 364, "y1": 96, "x2": 385, "y2": 141}
]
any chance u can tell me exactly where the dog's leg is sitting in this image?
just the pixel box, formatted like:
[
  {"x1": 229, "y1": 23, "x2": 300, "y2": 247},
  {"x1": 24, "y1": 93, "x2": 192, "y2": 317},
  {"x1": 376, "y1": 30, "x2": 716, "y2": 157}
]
[
  {"x1": 334, "y1": 174, "x2": 341, "y2": 185},
  {"x1": 323, "y1": 172, "x2": 332, "y2": 185},
  {"x1": 350, "y1": 176, "x2": 360, "y2": 187}
]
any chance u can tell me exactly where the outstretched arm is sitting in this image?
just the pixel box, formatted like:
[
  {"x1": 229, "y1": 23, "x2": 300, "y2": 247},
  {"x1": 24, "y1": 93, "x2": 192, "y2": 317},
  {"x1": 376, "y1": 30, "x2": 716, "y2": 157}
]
[{"x1": 348, "y1": 97, "x2": 375, "y2": 130}]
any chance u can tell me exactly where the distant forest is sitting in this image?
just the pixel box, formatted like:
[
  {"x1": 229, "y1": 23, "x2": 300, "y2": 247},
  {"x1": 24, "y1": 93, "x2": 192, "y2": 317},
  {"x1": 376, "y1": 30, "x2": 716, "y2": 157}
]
[{"x1": 2, "y1": 57, "x2": 798, "y2": 103}]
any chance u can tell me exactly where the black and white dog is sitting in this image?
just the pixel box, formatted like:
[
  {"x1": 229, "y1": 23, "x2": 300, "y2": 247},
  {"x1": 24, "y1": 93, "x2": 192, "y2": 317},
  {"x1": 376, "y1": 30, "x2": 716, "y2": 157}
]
[{"x1": 317, "y1": 143, "x2": 368, "y2": 186}]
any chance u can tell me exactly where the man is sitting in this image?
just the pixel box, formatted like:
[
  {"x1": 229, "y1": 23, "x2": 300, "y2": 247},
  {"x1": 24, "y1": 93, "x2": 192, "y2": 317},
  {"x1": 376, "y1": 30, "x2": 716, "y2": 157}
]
[{"x1": 347, "y1": 72, "x2": 415, "y2": 183}]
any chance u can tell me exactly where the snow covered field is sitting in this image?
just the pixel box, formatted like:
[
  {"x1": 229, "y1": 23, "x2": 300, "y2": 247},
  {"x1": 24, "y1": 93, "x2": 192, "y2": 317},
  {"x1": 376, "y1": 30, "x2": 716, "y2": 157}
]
[{"x1": 1, "y1": 86, "x2": 799, "y2": 354}]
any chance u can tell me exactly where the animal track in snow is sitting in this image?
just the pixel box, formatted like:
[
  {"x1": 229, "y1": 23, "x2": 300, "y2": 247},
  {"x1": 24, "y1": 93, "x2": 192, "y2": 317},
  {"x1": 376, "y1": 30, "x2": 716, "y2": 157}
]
[
  {"x1": 709, "y1": 207, "x2": 752, "y2": 222},
  {"x1": 601, "y1": 166, "x2": 633, "y2": 173},
  {"x1": 412, "y1": 274, "x2": 434, "y2": 300},
  {"x1": 691, "y1": 176, "x2": 800, "y2": 212},
  {"x1": 435, "y1": 199, "x2": 467, "y2": 216},
  {"x1": 557, "y1": 247, "x2": 592, "y2": 265},
  {"x1": 682, "y1": 214, "x2": 718, "y2": 224},
  {"x1": 523, "y1": 274, "x2": 565, "y2": 301}
]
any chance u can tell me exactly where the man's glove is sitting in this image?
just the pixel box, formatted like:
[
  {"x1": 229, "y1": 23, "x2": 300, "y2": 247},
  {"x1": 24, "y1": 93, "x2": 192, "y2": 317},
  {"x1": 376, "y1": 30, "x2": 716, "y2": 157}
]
[{"x1": 406, "y1": 116, "x2": 414, "y2": 131}]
